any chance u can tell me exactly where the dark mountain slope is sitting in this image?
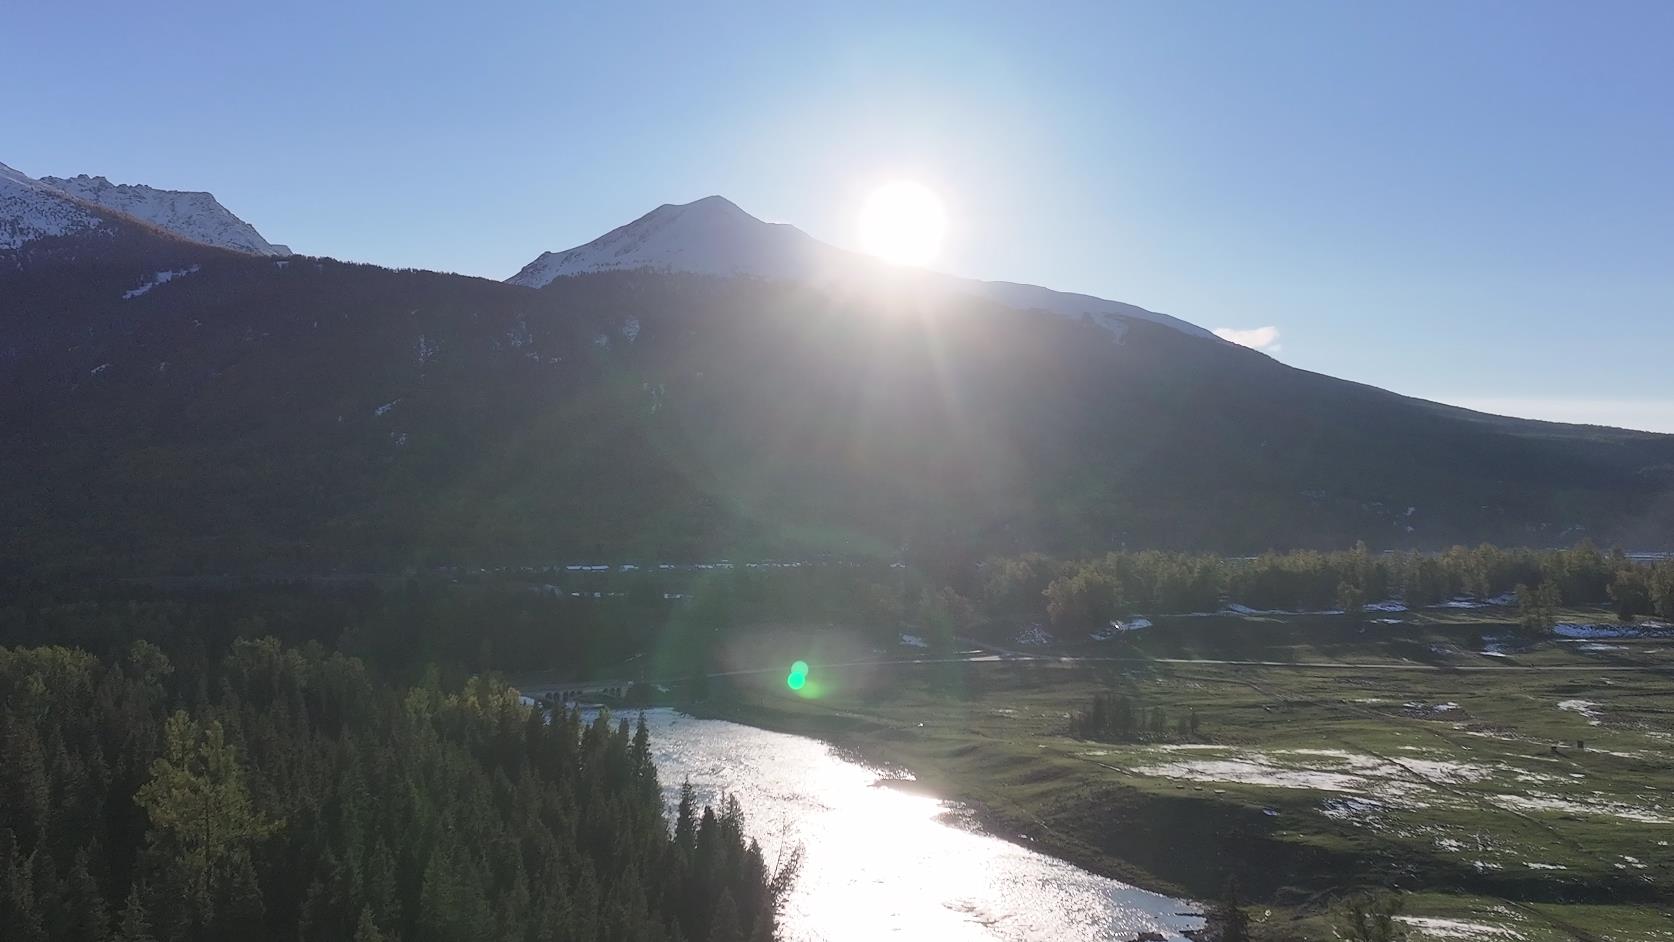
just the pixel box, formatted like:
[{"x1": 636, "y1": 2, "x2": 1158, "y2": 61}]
[{"x1": 3, "y1": 249, "x2": 1671, "y2": 575}]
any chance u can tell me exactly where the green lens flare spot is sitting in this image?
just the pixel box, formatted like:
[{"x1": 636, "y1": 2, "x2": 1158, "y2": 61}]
[
  {"x1": 786, "y1": 671, "x2": 807, "y2": 691},
  {"x1": 791, "y1": 660, "x2": 810, "y2": 676}
]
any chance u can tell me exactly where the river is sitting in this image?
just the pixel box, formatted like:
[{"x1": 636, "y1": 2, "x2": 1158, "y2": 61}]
[{"x1": 632, "y1": 708, "x2": 1202, "y2": 942}]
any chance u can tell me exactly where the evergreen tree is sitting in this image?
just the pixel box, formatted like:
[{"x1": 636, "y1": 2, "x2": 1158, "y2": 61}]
[
  {"x1": 110, "y1": 884, "x2": 156, "y2": 942},
  {"x1": 59, "y1": 847, "x2": 110, "y2": 942},
  {"x1": 134, "y1": 712, "x2": 280, "y2": 930},
  {"x1": 674, "y1": 779, "x2": 699, "y2": 855},
  {"x1": 0, "y1": 830, "x2": 48, "y2": 942},
  {"x1": 354, "y1": 905, "x2": 388, "y2": 942},
  {"x1": 707, "y1": 888, "x2": 743, "y2": 942},
  {"x1": 1204, "y1": 878, "x2": 1251, "y2": 942}
]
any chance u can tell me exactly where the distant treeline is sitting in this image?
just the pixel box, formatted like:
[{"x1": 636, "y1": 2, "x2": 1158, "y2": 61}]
[
  {"x1": 0, "y1": 640, "x2": 784, "y2": 942},
  {"x1": 0, "y1": 564, "x2": 935, "y2": 686},
  {"x1": 975, "y1": 543, "x2": 1674, "y2": 630},
  {"x1": 5, "y1": 543, "x2": 1670, "y2": 684}
]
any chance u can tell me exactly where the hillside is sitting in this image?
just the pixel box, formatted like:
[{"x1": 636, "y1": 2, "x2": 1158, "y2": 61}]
[{"x1": 3, "y1": 231, "x2": 1672, "y2": 575}]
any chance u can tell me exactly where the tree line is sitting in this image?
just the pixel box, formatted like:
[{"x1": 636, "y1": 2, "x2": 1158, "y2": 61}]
[
  {"x1": 4, "y1": 542, "x2": 1668, "y2": 689},
  {"x1": 0, "y1": 639, "x2": 786, "y2": 942},
  {"x1": 974, "y1": 543, "x2": 1674, "y2": 630}
]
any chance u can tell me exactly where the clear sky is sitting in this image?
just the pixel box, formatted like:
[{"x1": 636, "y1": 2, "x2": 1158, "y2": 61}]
[{"x1": 7, "y1": 1, "x2": 1672, "y2": 430}]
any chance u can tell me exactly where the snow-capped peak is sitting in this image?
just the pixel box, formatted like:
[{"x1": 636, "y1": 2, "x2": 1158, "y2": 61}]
[
  {"x1": 0, "y1": 161, "x2": 104, "y2": 250},
  {"x1": 508, "y1": 196, "x2": 821, "y2": 287},
  {"x1": 508, "y1": 196, "x2": 1216, "y2": 342},
  {"x1": 38, "y1": 173, "x2": 291, "y2": 256}
]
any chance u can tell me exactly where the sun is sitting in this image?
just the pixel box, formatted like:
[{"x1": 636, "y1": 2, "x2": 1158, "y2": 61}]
[{"x1": 857, "y1": 180, "x2": 946, "y2": 267}]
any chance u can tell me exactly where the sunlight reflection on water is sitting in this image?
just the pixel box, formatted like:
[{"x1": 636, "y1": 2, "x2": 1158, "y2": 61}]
[{"x1": 636, "y1": 709, "x2": 1203, "y2": 942}]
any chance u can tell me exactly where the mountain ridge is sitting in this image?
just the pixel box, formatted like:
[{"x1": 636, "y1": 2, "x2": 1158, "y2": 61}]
[
  {"x1": 3, "y1": 255, "x2": 1670, "y2": 575},
  {"x1": 0, "y1": 161, "x2": 290, "y2": 257},
  {"x1": 40, "y1": 172, "x2": 291, "y2": 256},
  {"x1": 3, "y1": 170, "x2": 1672, "y2": 574},
  {"x1": 509, "y1": 195, "x2": 1219, "y2": 343},
  {"x1": 0, "y1": 160, "x2": 104, "y2": 249}
]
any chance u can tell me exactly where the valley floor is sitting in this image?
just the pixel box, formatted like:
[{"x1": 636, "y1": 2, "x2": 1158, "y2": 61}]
[{"x1": 660, "y1": 607, "x2": 1674, "y2": 941}]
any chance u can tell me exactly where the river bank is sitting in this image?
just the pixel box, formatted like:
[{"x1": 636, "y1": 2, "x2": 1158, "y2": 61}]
[
  {"x1": 627, "y1": 706, "x2": 1205, "y2": 941},
  {"x1": 669, "y1": 613, "x2": 1674, "y2": 941}
]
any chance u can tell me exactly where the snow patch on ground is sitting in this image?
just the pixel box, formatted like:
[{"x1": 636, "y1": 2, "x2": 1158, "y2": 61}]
[
  {"x1": 1554, "y1": 622, "x2": 1672, "y2": 639},
  {"x1": 1091, "y1": 617, "x2": 1152, "y2": 640},
  {"x1": 1320, "y1": 796, "x2": 1389, "y2": 819},
  {"x1": 1130, "y1": 748, "x2": 1493, "y2": 798},
  {"x1": 1433, "y1": 593, "x2": 1519, "y2": 610},
  {"x1": 1133, "y1": 758, "x2": 1366, "y2": 793},
  {"x1": 1557, "y1": 699, "x2": 1602, "y2": 725},
  {"x1": 1397, "y1": 916, "x2": 1520, "y2": 940},
  {"x1": 1125, "y1": 745, "x2": 1558, "y2": 823},
  {"x1": 1403, "y1": 701, "x2": 1464, "y2": 716},
  {"x1": 1014, "y1": 625, "x2": 1055, "y2": 646},
  {"x1": 1489, "y1": 793, "x2": 1672, "y2": 824},
  {"x1": 898, "y1": 634, "x2": 928, "y2": 649},
  {"x1": 1479, "y1": 635, "x2": 1514, "y2": 657}
]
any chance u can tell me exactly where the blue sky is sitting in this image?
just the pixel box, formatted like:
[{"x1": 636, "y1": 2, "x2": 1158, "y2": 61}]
[{"x1": 7, "y1": 1, "x2": 1672, "y2": 430}]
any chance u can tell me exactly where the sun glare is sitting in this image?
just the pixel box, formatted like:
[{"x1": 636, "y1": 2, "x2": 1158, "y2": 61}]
[{"x1": 858, "y1": 181, "x2": 946, "y2": 267}]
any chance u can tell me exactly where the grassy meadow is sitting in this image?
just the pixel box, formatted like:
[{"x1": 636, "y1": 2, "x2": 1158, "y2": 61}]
[{"x1": 689, "y1": 605, "x2": 1674, "y2": 941}]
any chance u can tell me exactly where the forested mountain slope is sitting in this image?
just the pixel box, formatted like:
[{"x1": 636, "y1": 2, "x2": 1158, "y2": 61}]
[{"x1": 4, "y1": 242, "x2": 1671, "y2": 575}]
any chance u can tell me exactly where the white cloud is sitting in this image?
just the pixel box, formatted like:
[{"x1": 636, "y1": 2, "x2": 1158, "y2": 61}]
[
  {"x1": 1213, "y1": 325, "x2": 1281, "y2": 352},
  {"x1": 1445, "y1": 397, "x2": 1674, "y2": 434}
]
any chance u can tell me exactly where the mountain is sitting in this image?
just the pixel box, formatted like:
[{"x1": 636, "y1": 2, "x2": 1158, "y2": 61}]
[
  {"x1": 39, "y1": 173, "x2": 291, "y2": 256},
  {"x1": 2, "y1": 192, "x2": 1672, "y2": 575},
  {"x1": 510, "y1": 196, "x2": 1216, "y2": 342},
  {"x1": 0, "y1": 161, "x2": 104, "y2": 249},
  {"x1": 0, "y1": 161, "x2": 288, "y2": 260}
]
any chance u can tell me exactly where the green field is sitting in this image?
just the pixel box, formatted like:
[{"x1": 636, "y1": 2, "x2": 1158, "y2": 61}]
[{"x1": 688, "y1": 606, "x2": 1674, "y2": 940}]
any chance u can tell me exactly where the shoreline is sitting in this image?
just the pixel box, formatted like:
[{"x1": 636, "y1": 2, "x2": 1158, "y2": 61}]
[{"x1": 677, "y1": 697, "x2": 1206, "y2": 912}]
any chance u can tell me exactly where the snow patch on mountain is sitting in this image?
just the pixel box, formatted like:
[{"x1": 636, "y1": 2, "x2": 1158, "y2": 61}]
[
  {"x1": 39, "y1": 174, "x2": 291, "y2": 256},
  {"x1": 122, "y1": 265, "x2": 201, "y2": 299},
  {"x1": 0, "y1": 161, "x2": 104, "y2": 249},
  {"x1": 508, "y1": 196, "x2": 1217, "y2": 342}
]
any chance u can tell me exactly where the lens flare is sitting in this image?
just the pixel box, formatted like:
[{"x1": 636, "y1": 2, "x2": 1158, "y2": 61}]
[{"x1": 787, "y1": 660, "x2": 811, "y2": 691}]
